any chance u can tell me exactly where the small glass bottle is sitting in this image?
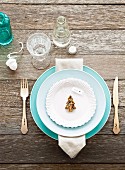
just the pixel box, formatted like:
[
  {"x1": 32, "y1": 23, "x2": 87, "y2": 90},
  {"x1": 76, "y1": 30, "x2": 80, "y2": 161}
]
[{"x1": 52, "y1": 16, "x2": 70, "y2": 48}]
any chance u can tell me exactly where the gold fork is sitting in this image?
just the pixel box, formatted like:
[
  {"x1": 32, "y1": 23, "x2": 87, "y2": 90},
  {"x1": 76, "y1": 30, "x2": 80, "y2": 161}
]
[{"x1": 20, "y1": 79, "x2": 29, "y2": 134}]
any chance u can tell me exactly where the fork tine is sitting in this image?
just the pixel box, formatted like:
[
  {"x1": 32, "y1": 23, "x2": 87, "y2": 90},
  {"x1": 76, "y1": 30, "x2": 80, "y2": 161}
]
[
  {"x1": 20, "y1": 79, "x2": 29, "y2": 100},
  {"x1": 25, "y1": 79, "x2": 27, "y2": 88},
  {"x1": 23, "y1": 79, "x2": 25, "y2": 88},
  {"x1": 21, "y1": 79, "x2": 28, "y2": 89},
  {"x1": 23, "y1": 79, "x2": 28, "y2": 88},
  {"x1": 21, "y1": 79, "x2": 23, "y2": 88},
  {"x1": 26, "y1": 79, "x2": 28, "y2": 88},
  {"x1": 24, "y1": 79, "x2": 26, "y2": 88}
]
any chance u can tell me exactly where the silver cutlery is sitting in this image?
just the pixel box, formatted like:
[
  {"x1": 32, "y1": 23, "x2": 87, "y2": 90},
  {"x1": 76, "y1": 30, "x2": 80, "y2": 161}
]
[
  {"x1": 113, "y1": 76, "x2": 120, "y2": 134},
  {"x1": 20, "y1": 79, "x2": 29, "y2": 134}
]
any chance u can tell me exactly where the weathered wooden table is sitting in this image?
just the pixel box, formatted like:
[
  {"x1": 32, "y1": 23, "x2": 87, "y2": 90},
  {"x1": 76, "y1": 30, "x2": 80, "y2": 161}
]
[{"x1": 1, "y1": 0, "x2": 125, "y2": 169}]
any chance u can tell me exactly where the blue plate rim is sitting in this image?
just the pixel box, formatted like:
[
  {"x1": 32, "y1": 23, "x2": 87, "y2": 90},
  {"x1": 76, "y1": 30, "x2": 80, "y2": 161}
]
[
  {"x1": 36, "y1": 69, "x2": 106, "y2": 136},
  {"x1": 30, "y1": 66, "x2": 111, "y2": 140}
]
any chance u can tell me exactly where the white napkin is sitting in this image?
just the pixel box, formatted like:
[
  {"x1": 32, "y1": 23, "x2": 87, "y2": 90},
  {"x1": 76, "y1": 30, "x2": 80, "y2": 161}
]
[
  {"x1": 55, "y1": 58, "x2": 86, "y2": 158},
  {"x1": 56, "y1": 58, "x2": 83, "y2": 71}
]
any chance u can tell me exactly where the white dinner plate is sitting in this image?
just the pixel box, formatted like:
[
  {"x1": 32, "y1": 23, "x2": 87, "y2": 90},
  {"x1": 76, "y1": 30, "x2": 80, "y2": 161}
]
[
  {"x1": 36, "y1": 69, "x2": 106, "y2": 137},
  {"x1": 46, "y1": 78, "x2": 96, "y2": 128}
]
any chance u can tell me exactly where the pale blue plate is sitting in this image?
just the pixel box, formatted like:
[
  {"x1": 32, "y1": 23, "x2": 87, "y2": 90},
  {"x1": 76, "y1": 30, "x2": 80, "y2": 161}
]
[
  {"x1": 30, "y1": 66, "x2": 111, "y2": 139},
  {"x1": 36, "y1": 69, "x2": 106, "y2": 137}
]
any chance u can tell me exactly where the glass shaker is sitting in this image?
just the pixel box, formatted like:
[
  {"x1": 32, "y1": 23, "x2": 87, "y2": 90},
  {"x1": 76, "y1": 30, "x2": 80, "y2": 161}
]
[
  {"x1": 0, "y1": 12, "x2": 13, "y2": 46},
  {"x1": 52, "y1": 16, "x2": 71, "y2": 48}
]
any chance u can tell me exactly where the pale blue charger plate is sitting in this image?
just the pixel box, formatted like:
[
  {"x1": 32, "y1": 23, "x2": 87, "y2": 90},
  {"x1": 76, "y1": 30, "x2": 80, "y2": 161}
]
[
  {"x1": 30, "y1": 66, "x2": 111, "y2": 139},
  {"x1": 36, "y1": 69, "x2": 106, "y2": 136}
]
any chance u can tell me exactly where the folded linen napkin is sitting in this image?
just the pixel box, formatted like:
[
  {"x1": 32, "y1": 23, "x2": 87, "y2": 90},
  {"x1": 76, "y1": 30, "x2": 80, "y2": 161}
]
[
  {"x1": 55, "y1": 58, "x2": 86, "y2": 158},
  {"x1": 56, "y1": 58, "x2": 83, "y2": 71}
]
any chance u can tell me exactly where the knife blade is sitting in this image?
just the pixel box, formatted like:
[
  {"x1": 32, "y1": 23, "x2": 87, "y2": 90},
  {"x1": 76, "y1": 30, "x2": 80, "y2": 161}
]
[{"x1": 113, "y1": 76, "x2": 119, "y2": 106}]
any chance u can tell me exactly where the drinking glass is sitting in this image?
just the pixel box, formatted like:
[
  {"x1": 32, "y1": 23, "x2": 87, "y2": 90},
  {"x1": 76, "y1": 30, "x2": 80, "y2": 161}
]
[
  {"x1": 0, "y1": 12, "x2": 13, "y2": 46},
  {"x1": 27, "y1": 33, "x2": 51, "y2": 69}
]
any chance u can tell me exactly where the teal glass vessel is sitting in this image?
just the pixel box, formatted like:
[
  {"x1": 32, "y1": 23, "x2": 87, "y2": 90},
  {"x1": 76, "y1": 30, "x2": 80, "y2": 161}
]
[{"x1": 0, "y1": 12, "x2": 13, "y2": 46}]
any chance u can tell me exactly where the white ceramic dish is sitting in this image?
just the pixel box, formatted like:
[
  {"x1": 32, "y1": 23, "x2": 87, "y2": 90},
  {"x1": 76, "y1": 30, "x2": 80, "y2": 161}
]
[
  {"x1": 46, "y1": 78, "x2": 96, "y2": 128},
  {"x1": 30, "y1": 66, "x2": 111, "y2": 139},
  {"x1": 36, "y1": 69, "x2": 106, "y2": 137}
]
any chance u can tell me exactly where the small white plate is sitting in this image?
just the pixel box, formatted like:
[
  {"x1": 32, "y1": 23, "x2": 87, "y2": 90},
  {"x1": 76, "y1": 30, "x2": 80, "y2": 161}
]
[{"x1": 46, "y1": 78, "x2": 96, "y2": 128}]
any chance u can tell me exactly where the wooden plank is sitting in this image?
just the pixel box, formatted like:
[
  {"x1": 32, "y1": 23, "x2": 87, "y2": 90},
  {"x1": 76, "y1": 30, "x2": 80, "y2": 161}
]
[
  {"x1": 1, "y1": 4, "x2": 125, "y2": 29},
  {"x1": 1, "y1": 30, "x2": 125, "y2": 55},
  {"x1": 0, "y1": 134, "x2": 125, "y2": 163},
  {"x1": 0, "y1": 105, "x2": 125, "y2": 135},
  {"x1": 0, "y1": 54, "x2": 125, "y2": 80},
  {"x1": 1, "y1": 0, "x2": 125, "y2": 4},
  {"x1": 0, "y1": 80, "x2": 124, "y2": 106},
  {"x1": 1, "y1": 29, "x2": 125, "y2": 80},
  {"x1": 0, "y1": 80, "x2": 115, "y2": 108},
  {"x1": 1, "y1": 164, "x2": 125, "y2": 170},
  {"x1": 0, "y1": 79, "x2": 125, "y2": 135}
]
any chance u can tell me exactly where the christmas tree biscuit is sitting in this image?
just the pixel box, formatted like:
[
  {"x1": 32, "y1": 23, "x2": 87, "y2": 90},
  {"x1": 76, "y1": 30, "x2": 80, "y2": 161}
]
[{"x1": 65, "y1": 95, "x2": 76, "y2": 112}]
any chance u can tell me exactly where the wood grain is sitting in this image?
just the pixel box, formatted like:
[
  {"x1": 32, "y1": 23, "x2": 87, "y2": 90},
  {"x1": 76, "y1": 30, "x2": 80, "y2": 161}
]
[
  {"x1": 0, "y1": 105, "x2": 125, "y2": 135},
  {"x1": 1, "y1": 164, "x2": 125, "y2": 170},
  {"x1": 0, "y1": 134, "x2": 125, "y2": 163},
  {"x1": 1, "y1": 30, "x2": 125, "y2": 80},
  {"x1": 1, "y1": 4, "x2": 125, "y2": 30},
  {"x1": 0, "y1": 79, "x2": 115, "y2": 108},
  {"x1": 1, "y1": 0, "x2": 125, "y2": 167},
  {"x1": 1, "y1": 0, "x2": 125, "y2": 4},
  {"x1": 1, "y1": 30, "x2": 125, "y2": 56},
  {"x1": 0, "y1": 54, "x2": 125, "y2": 80},
  {"x1": 0, "y1": 79, "x2": 125, "y2": 135}
]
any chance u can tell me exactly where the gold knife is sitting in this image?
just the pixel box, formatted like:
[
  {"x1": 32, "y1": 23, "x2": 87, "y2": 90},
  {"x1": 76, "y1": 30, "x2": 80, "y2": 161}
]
[{"x1": 113, "y1": 76, "x2": 120, "y2": 134}]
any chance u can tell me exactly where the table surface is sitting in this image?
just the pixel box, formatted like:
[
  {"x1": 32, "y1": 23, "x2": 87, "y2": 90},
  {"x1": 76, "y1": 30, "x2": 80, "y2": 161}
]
[{"x1": 1, "y1": 1, "x2": 125, "y2": 170}]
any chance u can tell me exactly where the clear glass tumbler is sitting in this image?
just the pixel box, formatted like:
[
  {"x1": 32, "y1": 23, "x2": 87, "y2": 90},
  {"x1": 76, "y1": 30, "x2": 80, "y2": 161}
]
[{"x1": 27, "y1": 33, "x2": 51, "y2": 69}]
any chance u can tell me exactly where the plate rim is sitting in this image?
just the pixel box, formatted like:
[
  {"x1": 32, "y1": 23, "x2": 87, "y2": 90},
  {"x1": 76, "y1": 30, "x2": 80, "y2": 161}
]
[
  {"x1": 46, "y1": 77, "x2": 96, "y2": 128},
  {"x1": 36, "y1": 68, "x2": 106, "y2": 136},
  {"x1": 30, "y1": 66, "x2": 111, "y2": 140}
]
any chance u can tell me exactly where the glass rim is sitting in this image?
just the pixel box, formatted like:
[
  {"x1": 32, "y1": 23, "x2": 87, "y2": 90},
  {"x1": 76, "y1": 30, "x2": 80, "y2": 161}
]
[
  {"x1": 27, "y1": 33, "x2": 51, "y2": 57},
  {"x1": 0, "y1": 12, "x2": 5, "y2": 25}
]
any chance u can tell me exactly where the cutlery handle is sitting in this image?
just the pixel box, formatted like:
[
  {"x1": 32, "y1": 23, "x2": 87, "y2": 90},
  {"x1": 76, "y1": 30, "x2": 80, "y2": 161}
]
[
  {"x1": 21, "y1": 99, "x2": 28, "y2": 134},
  {"x1": 114, "y1": 106, "x2": 119, "y2": 127},
  {"x1": 113, "y1": 105, "x2": 120, "y2": 134}
]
